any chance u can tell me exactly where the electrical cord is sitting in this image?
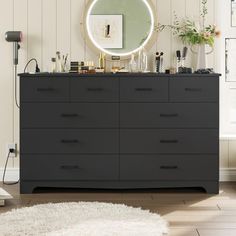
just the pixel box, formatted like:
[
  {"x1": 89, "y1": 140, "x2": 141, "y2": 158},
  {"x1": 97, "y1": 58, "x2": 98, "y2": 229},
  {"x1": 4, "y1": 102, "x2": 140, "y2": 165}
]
[
  {"x1": 14, "y1": 58, "x2": 40, "y2": 109},
  {"x1": 14, "y1": 64, "x2": 20, "y2": 109},
  {"x1": 23, "y1": 58, "x2": 40, "y2": 73},
  {"x1": 6, "y1": 58, "x2": 40, "y2": 185},
  {"x1": 2, "y1": 150, "x2": 19, "y2": 185}
]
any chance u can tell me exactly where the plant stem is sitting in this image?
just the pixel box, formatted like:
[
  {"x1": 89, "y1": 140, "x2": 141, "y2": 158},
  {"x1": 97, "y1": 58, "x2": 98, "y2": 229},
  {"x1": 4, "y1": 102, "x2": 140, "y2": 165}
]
[{"x1": 201, "y1": 0, "x2": 208, "y2": 29}]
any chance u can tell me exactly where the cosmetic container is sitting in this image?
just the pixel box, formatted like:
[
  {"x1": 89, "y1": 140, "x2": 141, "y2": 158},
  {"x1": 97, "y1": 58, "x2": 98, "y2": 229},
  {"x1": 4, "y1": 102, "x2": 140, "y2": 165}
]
[
  {"x1": 51, "y1": 58, "x2": 56, "y2": 73},
  {"x1": 56, "y1": 51, "x2": 62, "y2": 72}
]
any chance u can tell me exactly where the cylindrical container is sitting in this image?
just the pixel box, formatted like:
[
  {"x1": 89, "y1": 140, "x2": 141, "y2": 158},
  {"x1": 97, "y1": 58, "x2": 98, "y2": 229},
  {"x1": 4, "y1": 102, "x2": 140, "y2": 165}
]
[
  {"x1": 99, "y1": 53, "x2": 104, "y2": 68},
  {"x1": 51, "y1": 58, "x2": 56, "y2": 73},
  {"x1": 56, "y1": 51, "x2": 62, "y2": 72},
  {"x1": 129, "y1": 54, "x2": 137, "y2": 72}
]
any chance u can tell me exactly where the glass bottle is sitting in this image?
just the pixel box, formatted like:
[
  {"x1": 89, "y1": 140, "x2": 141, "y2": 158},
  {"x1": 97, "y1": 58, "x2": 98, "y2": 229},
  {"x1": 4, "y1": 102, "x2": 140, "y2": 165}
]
[
  {"x1": 56, "y1": 51, "x2": 62, "y2": 72},
  {"x1": 51, "y1": 58, "x2": 56, "y2": 73},
  {"x1": 129, "y1": 54, "x2": 137, "y2": 72},
  {"x1": 142, "y1": 48, "x2": 148, "y2": 72},
  {"x1": 99, "y1": 52, "x2": 104, "y2": 68}
]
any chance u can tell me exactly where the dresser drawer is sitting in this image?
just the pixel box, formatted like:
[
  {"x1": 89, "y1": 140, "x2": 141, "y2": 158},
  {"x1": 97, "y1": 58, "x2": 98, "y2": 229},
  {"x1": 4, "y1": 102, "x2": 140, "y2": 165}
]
[
  {"x1": 120, "y1": 78, "x2": 168, "y2": 102},
  {"x1": 21, "y1": 155, "x2": 119, "y2": 180},
  {"x1": 21, "y1": 129, "x2": 119, "y2": 154},
  {"x1": 120, "y1": 155, "x2": 218, "y2": 180},
  {"x1": 169, "y1": 77, "x2": 219, "y2": 102},
  {"x1": 120, "y1": 129, "x2": 218, "y2": 154},
  {"x1": 71, "y1": 78, "x2": 119, "y2": 102},
  {"x1": 120, "y1": 103, "x2": 218, "y2": 128},
  {"x1": 20, "y1": 78, "x2": 70, "y2": 102},
  {"x1": 21, "y1": 103, "x2": 119, "y2": 128}
]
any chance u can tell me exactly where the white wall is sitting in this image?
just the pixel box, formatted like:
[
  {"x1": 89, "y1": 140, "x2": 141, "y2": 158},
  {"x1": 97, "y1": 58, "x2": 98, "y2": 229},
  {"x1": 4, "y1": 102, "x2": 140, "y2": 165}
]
[
  {"x1": 214, "y1": 0, "x2": 236, "y2": 181},
  {"x1": 0, "y1": 0, "x2": 219, "y2": 172},
  {"x1": 215, "y1": 0, "x2": 236, "y2": 135}
]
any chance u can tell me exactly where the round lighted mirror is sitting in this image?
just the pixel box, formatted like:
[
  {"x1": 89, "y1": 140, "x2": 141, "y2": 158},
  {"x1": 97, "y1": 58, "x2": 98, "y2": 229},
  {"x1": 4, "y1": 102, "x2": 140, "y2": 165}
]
[{"x1": 85, "y1": 0, "x2": 156, "y2": 57}]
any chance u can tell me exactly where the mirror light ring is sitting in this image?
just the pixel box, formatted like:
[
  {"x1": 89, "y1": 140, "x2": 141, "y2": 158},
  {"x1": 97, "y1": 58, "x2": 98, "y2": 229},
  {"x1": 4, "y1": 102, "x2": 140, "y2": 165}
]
[{"x1": 86, "y1": 0, "x2": 155, "y2": 57}]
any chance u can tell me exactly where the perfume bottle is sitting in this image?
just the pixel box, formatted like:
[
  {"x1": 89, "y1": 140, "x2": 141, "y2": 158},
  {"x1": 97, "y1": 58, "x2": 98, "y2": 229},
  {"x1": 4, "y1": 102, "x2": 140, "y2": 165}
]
[{"x1": 99, "y1": 52, "x2": 106, "y2": 69}]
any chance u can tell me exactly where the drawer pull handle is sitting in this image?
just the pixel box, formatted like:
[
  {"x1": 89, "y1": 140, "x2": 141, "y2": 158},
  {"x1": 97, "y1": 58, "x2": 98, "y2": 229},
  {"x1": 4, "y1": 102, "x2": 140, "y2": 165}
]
[
  {"x1": 185, "y1": 88, "x2": 202, "y2": 92},
  {"x1": 160, "y1": 165, "x2": 178, "y2": 170},
  {"x1": 135, "y1": 88, "x2": 153, "y2": 92},
  {"x1": 160, "y1": 140, "x2": 178, "y2": 144},
  {"x1": 160, "y1": 113, "x2": 178, "y2": 118},
  {"x1": 61, "y1": 165, "x2": 80, "y2": 170},
  {"x1": 87, "y1": 88, "x2": 104, "y2": 92},
  {"x1": 61, "y1": 139, "x2": 79, "y2": 144},
  {"x1": 61, "y1": 113, "x2": 79, "y2": 118},
  {"x1": 37, "y1": 88, "x2": 55, "y2": 92}
]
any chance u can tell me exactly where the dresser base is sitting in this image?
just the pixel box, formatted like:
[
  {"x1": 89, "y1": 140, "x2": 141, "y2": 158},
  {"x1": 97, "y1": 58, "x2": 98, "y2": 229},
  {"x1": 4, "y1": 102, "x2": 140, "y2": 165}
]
[{"x1": 20, "y1": 181, "x2": 219, "y2": 194}]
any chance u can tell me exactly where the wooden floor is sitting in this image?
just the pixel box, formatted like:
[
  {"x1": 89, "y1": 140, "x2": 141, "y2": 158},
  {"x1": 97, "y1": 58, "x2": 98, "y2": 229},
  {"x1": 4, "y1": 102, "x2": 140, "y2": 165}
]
[{"x1": 1, "y1": 183, "x2": 236, "y2": 236}]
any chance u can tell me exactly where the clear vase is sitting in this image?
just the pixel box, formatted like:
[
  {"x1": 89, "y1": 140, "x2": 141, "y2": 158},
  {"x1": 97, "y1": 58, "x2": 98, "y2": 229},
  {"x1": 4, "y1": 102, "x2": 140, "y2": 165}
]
[
  {"x1": 129, "y1": 54, "x2": 137, "y2": 73},
  {"x1": 137, "y1": 47, "x2": 148, "y2": 72}
]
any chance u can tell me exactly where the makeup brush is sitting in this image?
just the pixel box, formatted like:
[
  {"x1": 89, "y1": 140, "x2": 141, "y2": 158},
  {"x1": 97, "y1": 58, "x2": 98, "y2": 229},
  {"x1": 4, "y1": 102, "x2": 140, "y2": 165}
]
[
  {"x1": 160, "y1": 52, "x2": 164, "y2": 73},
  {"x1": 156, "y1": 52, "x2": 160, "y2": 73},
  {"x1": 176, "y1": 50, "x2": 181, "y2": 61},
  {"x1": 176, "y1": 50, "x2": 181, "y2": 73},
  {"x1": 182, "y1": 47, "x2": 188, "y2": 67}
]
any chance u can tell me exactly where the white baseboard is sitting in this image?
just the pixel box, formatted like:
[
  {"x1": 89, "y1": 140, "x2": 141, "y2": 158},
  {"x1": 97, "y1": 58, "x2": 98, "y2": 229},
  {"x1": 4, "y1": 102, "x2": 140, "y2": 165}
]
[
  {"x1": 0, "y1": 168, "x2": 19, "y2": 182},
  {"x1": 220, "y1": 168, "x2": 236, "y2": 181},
  {"x1": 0, "y1": 167, "x2": 235, "y2": 182},
  {"x1": 0, "y1": 200, "x2": 5, "y2": 206}
]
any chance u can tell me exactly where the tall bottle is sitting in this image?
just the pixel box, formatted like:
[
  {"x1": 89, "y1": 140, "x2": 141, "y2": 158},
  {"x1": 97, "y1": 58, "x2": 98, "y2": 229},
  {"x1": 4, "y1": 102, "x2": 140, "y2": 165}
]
[
  {"x1": 51, "y1": 57, "x2": 56, "y2": 73},
  {"x1": 129, "y1": 54, "x2": 137, "y2": 72},
  {"x1": 142, "y1": 48, "x2": 148, "y2": 72},
  {"x1": 137, "y1": 47, "x2": 147, "y2": 72},
  {"x1": 56, "y1": 51, "x2": 62, "y2": 72},
  {"x1": 98, "y1": 52, "x2": 104, "y2": 68},
  {"x1": 137, "y1": 49, "x2": 142, "y2": 72}
]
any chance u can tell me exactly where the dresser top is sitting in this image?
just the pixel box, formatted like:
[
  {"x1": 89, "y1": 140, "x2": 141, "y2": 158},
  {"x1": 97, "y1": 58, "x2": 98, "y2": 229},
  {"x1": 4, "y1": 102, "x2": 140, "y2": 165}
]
[{"x1": 19, "y1": 72, "x2": 221, "y2": 78}]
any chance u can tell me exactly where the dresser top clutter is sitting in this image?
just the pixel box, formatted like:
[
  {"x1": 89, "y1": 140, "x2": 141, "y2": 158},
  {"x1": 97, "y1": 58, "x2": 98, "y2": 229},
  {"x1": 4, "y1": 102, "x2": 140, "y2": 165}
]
[{"x1": 19, "y1": 73, "x2": 220, "y2": 78}]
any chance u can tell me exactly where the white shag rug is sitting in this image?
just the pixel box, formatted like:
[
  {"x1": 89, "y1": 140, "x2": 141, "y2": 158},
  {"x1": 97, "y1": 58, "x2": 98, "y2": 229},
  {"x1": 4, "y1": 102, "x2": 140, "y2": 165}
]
[{"x1": 0, "y1": 202, "x2": 168, "y2": 236}]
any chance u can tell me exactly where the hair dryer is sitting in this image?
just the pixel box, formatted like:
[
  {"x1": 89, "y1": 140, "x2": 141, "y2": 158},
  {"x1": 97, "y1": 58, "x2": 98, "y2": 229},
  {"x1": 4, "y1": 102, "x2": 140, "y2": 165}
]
[{"x1": 5, "y1": 31, "x2": 22, "y2": 65}]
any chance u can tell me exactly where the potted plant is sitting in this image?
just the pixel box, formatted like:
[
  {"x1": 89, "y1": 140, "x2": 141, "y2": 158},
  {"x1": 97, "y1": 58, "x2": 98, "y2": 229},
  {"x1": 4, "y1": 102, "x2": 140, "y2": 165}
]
[{"x1": 157, "y1": 0, "x2": 220, "y2": 70}]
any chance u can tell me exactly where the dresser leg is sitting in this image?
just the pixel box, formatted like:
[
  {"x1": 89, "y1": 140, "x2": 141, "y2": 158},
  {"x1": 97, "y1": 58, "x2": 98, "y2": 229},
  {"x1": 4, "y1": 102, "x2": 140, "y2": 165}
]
[
  {"x1": 203, "y1": 182, "x2": 219, "y2": 194},
  {"x1": 20, "y1": 182, "x2": 35, "y2": 194}
]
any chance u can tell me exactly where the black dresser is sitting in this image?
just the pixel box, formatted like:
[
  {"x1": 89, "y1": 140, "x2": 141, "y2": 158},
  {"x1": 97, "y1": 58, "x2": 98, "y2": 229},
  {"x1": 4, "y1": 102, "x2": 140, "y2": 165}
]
[{"x1": 19, "y1": 73, "x2": 220, "y2": 193}]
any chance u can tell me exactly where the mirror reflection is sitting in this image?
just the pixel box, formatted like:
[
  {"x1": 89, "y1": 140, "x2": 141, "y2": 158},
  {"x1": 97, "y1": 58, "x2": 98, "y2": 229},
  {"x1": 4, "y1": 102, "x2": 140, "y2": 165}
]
[{"x1": 86, "y1": 0, "x2": 154, "y2": 56}]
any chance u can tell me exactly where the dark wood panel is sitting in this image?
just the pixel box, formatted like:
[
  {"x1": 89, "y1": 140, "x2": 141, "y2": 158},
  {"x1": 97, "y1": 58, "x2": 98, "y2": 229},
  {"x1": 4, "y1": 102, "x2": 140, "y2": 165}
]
[
  {"x1": 20, "y1": 77, "x2": 70, "y2": 102},
  {"x1": 120, "y1": 155, "x2": 218, "y2": 180},
  {"x1": 21, "y1": 155, "x2": 119, "y2": 181},
  {"x1": 21, "y1": 103, "x2": 119, "y2": 128},
  {"x1": 169, "y1": 77, "x2": 219, "y2": 102},
  {"x1": 120, "y1": 103, "x2": 218, "y2": 128},
  {"x1": 120, "y1": 129, "x2": 219, "y2": 154},
  {"x1": 71, "y1": 78, "x2": 119, "y2": 102},
  {"x1": 21, "y1": 129, "x2": 119, "y2": 154},
  {"x1": 120, "y1": 77, "x2": 168, "y2": 102}
]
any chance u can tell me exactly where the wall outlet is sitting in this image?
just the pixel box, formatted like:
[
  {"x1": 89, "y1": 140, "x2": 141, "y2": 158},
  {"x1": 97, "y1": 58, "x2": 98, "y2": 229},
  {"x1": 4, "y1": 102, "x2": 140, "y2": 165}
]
[{"x1": 6, "y1": 143, "x2": 17, "y2": 158}]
